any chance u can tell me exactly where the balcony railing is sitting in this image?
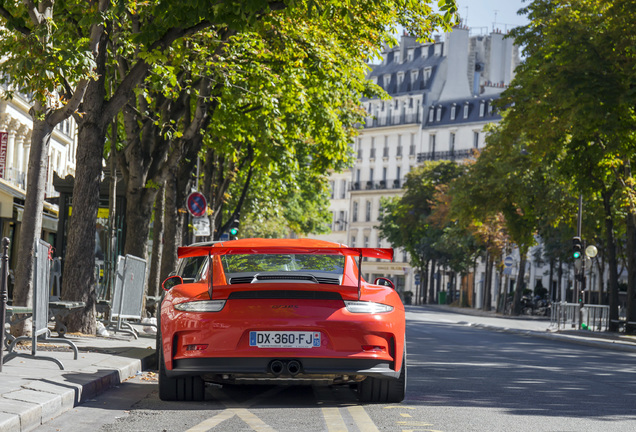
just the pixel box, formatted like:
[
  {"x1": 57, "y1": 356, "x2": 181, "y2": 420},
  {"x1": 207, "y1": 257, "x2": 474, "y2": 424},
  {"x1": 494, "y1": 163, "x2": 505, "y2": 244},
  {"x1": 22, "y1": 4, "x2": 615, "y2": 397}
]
[
  {"x1": 416, "y1": 149, "x2": 475, "y2": 162},
  {"x1": 350, "y1": 179, "x2": 402, "y2": 191},
  {"x1": 364, "y1": 110, "x2": 421, "y2": 128}
]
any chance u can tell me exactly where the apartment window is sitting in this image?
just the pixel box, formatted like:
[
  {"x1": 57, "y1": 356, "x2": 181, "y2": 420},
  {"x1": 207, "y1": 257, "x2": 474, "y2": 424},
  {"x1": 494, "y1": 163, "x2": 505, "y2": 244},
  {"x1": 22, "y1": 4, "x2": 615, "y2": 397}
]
[
  {"x1": 409, "y1": 98, "x2": 413, "y2": 108},
  {"x1": 450, "y1": 132, "x2": 456, "y2": 153},
  {"x1": 383, "y1": 74, "x2": 391, "y2": 88},
  {"x1": 488, "y1": 100, "x2": 494, "y2": 115},
  {"x1": 429, "y1": 134, "x2": 436, "y2": 154},
  {"x1": 450, "y1": 104, "x2": 456, "y2": 121},
  {"x1": 369, "y1": 168, "x2": 374, "y2": 182},
  {"x1": 394, "y1": 52, "x2": 400, "y2": 63},
  {"x1": 398, "y1": 72, "x2": 404, "y2": 85},
  {"x1": 364, "y1": 235, "x2": 370, "y2": 248},
  {"x1": 329, "y1": 181, "x2": 334, "y2": 199},
  {"x1": 464, "y1": 103, "x2": 470, "y2": 119},
  {"x1": 341, "y1": 180, "x2": 347, "y2": 198},
  {"x1": 396, "y1": 166, "x2": 401, "y2": 182},
  {"x1": 410, "y1": 133, "x2": 416, "y2": 155},
  {"x1": 353, "y1": 201, "x2": 358, "y2": 222},
  {"x1": 407, "y1": 49, "x2": 414, "y2": 62},
  {"x1": 479, "y1": 101, "x2": 485, "y2": 117},
  {"x1": 397, "y1": 144, "x2": 402, "y2": 157},
  {"x1": 382, "y1": 167, "x2": 387, "y2": 182},
  {"x1": 383, "y1": 141, "x2": 389, "y2": 158},
  {"x1": 351, "y1": 236, "x2": 356, "y2": 247},
  {"x1": 356, "y1": 169, "x2": 361, "y2": 183},
  {"x1": 424, "y1": 67, "x2": 432, "y2": 82},
  {"x1": 428, "y1": 107, "x2": 434, "y2": 123},
  {"x1": 411, "y1": 70, "x2": 418, "y2": 83},
  {"x1": 436, "y1": 106, "x2": 442, "y2": 122},
  {"x1": 365, "y1": 201, "x2": 371, "y2": 222},
  {"x1": 473, "y1": 131, "x2": 480, "y2": 149}
]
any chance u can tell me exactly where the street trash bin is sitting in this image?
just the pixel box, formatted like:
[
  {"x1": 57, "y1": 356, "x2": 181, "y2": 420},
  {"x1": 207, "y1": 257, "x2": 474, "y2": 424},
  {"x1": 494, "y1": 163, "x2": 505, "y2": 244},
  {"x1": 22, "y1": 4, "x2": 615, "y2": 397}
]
[{"x1": 438, "y1": 291, "x2": 447, "y2": 304}]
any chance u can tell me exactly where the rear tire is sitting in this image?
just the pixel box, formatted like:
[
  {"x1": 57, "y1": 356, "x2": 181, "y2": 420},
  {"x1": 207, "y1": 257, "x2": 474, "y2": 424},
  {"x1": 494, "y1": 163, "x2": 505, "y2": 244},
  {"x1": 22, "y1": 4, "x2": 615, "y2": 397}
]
[
  {"x1": 358, "y1": 347, "x2": 407, "y2": 403},
  {"x1": 157, "y1": 332, "x2": 205, "y2": 401}
]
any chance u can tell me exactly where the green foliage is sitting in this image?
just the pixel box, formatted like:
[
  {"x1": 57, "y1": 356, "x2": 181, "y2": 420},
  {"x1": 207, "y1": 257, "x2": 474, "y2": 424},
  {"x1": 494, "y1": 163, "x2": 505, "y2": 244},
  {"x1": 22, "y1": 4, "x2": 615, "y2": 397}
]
[{"x1": 378, "y1": 160, "x2": 473, "y2": 272}]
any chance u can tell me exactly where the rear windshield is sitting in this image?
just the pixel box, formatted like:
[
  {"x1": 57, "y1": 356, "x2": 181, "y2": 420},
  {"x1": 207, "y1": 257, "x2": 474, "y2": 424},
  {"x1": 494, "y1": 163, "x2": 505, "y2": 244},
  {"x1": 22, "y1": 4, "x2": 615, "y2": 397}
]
[{"x1": 221, "y1": 254, "x2": 344, "y2": 274}]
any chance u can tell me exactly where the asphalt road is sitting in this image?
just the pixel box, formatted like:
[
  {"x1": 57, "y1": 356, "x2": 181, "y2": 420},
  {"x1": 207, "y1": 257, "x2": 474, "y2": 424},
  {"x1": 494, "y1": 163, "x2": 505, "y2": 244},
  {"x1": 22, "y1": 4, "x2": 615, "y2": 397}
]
[{"x1": 36, "y1": 308, "x2": 636, "y2": 432}]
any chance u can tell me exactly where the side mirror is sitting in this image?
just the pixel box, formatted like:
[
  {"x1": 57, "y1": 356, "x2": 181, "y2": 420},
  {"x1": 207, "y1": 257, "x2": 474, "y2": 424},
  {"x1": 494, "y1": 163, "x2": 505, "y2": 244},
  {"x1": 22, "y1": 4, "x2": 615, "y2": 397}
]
[
  {"x1": 162, "y1": 275, "x2": 183, "y2": 291},
  {"x1": 374, "y1": 277, "x2": 395, "y2": 290}
]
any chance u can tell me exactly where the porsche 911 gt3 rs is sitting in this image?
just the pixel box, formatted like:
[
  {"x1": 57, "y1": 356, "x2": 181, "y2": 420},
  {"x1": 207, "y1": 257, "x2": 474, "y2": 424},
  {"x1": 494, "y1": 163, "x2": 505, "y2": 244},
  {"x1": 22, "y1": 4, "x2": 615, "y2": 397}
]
[{"x1": 157, "y1": 238, "x2": 406, "y2": 403}]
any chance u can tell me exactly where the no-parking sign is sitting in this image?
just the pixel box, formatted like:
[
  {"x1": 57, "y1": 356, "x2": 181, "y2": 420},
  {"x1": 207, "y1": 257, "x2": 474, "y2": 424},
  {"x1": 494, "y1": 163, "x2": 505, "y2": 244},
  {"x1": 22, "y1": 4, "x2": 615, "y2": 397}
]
[{"x1": 186, "y1": 192, "x2": 207, "y2": 217}]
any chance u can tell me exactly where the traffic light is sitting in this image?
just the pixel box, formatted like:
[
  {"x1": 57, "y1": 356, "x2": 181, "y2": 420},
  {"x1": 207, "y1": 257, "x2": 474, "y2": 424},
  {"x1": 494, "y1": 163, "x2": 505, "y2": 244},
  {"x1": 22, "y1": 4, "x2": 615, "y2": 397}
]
[
  {"x1": 229, "y1": 218, "x2": 240, "y2": 239},
  {"x1": 572, "y1": 236, "x2": 582, "y2": 260}
]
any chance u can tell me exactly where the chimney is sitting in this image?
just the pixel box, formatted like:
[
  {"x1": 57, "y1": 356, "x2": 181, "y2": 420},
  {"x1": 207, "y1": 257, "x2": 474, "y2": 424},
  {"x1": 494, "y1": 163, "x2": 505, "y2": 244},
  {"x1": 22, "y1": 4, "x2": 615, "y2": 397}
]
[{"x1": 439, "y1": 27, "x2": 471, "y2": 100}]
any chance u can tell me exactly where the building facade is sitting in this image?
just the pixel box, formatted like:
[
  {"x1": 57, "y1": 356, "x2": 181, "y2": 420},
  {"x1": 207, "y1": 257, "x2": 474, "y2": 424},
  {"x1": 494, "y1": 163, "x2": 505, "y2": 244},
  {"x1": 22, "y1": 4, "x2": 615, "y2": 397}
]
[
  {"x1": 314, "y1": 26, "x2": 520, "y2": 302},
  {"x1": 0, "y1": 87, "x2": 78, "y2": 285}
]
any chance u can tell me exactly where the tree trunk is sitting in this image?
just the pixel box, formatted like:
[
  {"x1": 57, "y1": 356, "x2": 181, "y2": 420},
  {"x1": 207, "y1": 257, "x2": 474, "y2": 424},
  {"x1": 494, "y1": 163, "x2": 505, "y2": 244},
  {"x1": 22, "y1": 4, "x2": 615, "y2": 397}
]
[
  {"x1": 483, "y1": 252, "x2": 493, "y2": 311},
  {"x1": 602, "y1": 190, "x2": 620, "y2": 331},
  {"x1": 160, "y1": 171, "x2": 181, "y2": 284},
  {"x1": 428, "y1": 259, "x2": 436, "y2": 304},
  {"x1": 512, "y1": 253, "x2": 527, "y2": 316},
  {"x1": 10, "y1": 116, "x2": 53, "y2": 336},
  {"x1": 60, "y1": 115, "x2": 105, "y2": 334},
  {"x1": 147, "y1": 185, "x2": 165, "y2": 299},
  {"x1": 123, "y1": 185, "x2": 158, "y2": 259},
  {"x1": 60, "y1": 69, "x2": 110, "y2": 334},
  {"x1": 626, "y1": 214, "x2": 636, "y2": 334}
]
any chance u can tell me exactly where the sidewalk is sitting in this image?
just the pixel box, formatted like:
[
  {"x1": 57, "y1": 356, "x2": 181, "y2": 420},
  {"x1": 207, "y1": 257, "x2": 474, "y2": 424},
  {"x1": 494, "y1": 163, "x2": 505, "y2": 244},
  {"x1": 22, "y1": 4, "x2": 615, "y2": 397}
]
[
  {"x1": 410, "y1": 304, "x2": 636, "y2": 354},
  {"x1": 2, "y1": 308, "x2": 636, "y2": 432},
  {"x1": 0, "y1": 326, "x2": 156, "y2": 432}
]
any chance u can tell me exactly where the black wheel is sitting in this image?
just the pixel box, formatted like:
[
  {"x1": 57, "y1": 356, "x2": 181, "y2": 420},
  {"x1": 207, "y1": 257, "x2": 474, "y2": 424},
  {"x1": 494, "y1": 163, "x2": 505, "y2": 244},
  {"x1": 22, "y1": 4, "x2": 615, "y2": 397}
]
[
  {"x1": 358, "y1": 347, "x2": 407, "y2": 403},
  {"x1": 157, "y1": 331, "x2": 205, "y2": 401}
]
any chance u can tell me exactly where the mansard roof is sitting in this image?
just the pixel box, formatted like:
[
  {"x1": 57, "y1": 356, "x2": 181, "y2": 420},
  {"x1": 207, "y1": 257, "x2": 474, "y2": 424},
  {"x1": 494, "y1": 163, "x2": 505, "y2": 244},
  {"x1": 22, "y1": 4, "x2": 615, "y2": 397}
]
[{"x1": 424, "y1": 96, "x2": 502, "y2": 128}]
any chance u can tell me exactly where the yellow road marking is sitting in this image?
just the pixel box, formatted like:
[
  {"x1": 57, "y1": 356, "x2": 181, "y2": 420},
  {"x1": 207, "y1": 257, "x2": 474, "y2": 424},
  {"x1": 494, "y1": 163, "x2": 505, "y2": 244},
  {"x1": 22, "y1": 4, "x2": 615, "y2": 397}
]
[
  {"x1": 384, "y1": 405, "x2": 416, "y2": 409},
  {"x1": 400, "y1": 413, "x2": 412, "y2": 417},
  {"x1": 322, "y1": 407, "x2": 349, "y2": 432},
  {"x1": 348, "y1": 406, "x2": 380, "y2": 432}
]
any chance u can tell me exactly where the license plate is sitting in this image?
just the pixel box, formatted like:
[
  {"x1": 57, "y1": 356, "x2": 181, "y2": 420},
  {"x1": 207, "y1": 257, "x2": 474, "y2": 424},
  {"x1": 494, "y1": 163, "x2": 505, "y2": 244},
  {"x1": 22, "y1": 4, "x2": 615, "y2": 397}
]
[{"x1": 249, "y1": 331, "x2": 320, "y2": 348}]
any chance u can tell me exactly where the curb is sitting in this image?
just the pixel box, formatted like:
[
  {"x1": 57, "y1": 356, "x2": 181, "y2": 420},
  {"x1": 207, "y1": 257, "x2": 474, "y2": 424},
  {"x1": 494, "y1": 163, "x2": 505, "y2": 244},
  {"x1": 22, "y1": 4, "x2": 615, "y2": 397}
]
[{"x1": 0, "y1": 348, "x2": 156, "y2": 432}]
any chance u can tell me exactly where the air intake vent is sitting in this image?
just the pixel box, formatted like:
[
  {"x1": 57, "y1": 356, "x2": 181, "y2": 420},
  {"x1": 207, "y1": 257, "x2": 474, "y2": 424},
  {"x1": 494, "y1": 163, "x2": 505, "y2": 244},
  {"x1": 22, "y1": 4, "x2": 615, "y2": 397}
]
[
  {"x1": 229, "y1": 276, "x2": 254, "y2": 284},
  {"x1": 256, "y1": 275, "x2": 316, "y2": 282},
  {"x1": 315, "y1": 277, "x2": 340, "y2": 285}
]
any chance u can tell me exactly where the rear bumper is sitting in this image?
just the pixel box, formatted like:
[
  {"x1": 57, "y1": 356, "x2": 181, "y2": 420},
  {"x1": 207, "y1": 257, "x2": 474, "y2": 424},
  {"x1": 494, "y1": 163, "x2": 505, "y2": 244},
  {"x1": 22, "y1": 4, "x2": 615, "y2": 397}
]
[{"x1": 167, "y1": 357, "x2": 400, "y2": 380}]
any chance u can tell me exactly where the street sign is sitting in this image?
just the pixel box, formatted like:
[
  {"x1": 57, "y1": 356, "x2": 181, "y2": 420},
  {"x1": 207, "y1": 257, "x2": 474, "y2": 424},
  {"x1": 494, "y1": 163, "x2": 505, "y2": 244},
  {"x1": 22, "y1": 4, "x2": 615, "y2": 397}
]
[
  {"x1": 192, "y1": 216, "x2": 210, "y2": 236},
  {"x1": 186, "y1": 192, "x2": 207, "y2": 217},
  {"x1": 504, "y1": 256, "x2": 514, "y2": 267}
]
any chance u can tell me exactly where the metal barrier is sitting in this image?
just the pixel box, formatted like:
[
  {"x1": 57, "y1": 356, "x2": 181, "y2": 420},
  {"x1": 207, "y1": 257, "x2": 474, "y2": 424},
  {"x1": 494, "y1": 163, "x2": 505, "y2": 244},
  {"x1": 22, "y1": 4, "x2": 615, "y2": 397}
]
[
  {"x1": 0, "y1": 237, "x2": 9, "y2": 371},
  {"x1": 3, "y1": 239, "x2": 79, "y2": 369},
  {"x1": 551, "y1": 302, "x2": 610, "y2": 332},
  {"x1": 104, "y1": 254, "x2": 149, "y2": 338}
]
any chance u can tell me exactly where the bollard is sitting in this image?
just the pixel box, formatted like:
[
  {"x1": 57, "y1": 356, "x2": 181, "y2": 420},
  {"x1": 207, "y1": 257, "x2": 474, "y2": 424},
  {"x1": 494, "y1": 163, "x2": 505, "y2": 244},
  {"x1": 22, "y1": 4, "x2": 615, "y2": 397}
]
[{"x1": 0, "y1": 237, "x2": 10, "y2": 372}]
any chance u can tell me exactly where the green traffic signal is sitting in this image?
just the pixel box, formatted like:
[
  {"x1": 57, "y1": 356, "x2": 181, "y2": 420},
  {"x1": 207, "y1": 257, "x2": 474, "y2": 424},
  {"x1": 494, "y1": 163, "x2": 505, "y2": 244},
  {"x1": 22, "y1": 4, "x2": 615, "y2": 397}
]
[
  {"x1": 229, "y1": 227, "x2": 238, "y2": 236},
  {"x1": 573, "y1": 251, "x2": 581, "y2": 259}
]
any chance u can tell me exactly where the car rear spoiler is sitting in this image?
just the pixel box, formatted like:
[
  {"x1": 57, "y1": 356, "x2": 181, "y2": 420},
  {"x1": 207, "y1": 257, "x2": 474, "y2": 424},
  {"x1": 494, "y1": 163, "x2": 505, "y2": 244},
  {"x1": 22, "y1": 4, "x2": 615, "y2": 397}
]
[{"x1": 177, "y1": 246, "x2": 394, "y2": 300}]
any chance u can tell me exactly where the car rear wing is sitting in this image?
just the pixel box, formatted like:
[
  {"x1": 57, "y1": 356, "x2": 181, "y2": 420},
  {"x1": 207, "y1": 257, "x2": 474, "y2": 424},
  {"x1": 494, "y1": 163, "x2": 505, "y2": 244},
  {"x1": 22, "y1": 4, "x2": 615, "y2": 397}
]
[{"x1": 177, "y1": 246, "x2": 394, "y2": 300}]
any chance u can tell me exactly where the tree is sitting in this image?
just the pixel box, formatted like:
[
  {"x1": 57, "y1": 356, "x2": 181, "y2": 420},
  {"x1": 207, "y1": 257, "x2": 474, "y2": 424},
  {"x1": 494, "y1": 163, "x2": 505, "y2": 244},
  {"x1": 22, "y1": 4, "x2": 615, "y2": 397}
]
[
  {"x1": 500, "y1": 0, "x2": 636, "y2": 329},
  {"x1": 378, "y1": 160, "x2": 467, "y2": 304},
  {"x1": 0, "y1": 0, "x2": 96, "y2": 334}
]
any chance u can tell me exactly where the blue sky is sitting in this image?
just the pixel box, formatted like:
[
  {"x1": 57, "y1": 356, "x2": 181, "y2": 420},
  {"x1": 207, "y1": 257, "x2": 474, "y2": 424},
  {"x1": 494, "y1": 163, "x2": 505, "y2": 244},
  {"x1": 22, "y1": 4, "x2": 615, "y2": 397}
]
[{"x1": 455, "y1": 0, "x2": 529, "y2": 32}]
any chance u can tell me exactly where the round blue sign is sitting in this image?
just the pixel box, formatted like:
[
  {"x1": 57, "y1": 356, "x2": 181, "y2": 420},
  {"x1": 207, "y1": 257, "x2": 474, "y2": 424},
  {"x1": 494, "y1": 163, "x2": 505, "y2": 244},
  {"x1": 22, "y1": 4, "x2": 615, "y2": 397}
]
[{"x1": 186, "y1": 192, "x2": 207, "y2": 217}]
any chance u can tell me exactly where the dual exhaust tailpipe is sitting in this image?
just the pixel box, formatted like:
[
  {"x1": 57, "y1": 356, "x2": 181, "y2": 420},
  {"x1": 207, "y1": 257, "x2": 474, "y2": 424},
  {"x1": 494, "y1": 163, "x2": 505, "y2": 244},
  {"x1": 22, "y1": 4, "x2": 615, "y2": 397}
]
[{"x1": 269, "y1": 359, "x2": 302, "y2": 376}]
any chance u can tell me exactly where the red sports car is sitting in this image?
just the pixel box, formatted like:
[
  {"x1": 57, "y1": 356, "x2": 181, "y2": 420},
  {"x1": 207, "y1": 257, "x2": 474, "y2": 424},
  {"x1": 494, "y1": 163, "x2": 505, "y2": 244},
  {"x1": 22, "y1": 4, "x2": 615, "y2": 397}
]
[{"x1": 158, "y1": 238, "x2": 406, "y2": 403}]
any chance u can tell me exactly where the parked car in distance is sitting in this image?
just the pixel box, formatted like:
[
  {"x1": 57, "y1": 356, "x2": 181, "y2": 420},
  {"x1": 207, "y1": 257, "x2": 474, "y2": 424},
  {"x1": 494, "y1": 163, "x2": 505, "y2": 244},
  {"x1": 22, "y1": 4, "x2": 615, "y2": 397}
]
[{"x1": 157, "y1": 238, "x2": 406, "y2": 403}]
